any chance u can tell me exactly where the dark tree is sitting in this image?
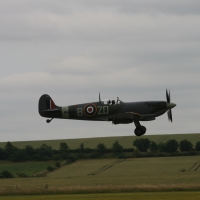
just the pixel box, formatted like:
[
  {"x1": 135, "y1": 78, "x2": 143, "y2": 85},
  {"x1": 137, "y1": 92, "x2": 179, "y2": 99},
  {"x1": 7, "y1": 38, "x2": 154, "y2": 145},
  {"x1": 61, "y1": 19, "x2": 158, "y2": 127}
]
[
  {"x1": 25, "y1": 145, "x2": 35, "y2": 156},
  {"x1": 59, "y1": 142, "x2": 70, "y2": 159},
  {"x1": 1, "y1": 170, "x2": 14, "y2": 178},
  {"x1": 96, "y1": 143, "x2": 107, "y2": 154},
  {"x1": 195, "y1": 141, "x2": 200, "y2": 151},
  {"x1": 4, "y1": 142, "x2": 18, "y2": 158},
  {"x1": 9, "y1": 149, "x2": 28, "y2": 162},
  {"x1": 149, "y1": 141, "x2": 158, "y2": 152},
  {"x1": 5, "y1": 142, "x2": 15, "y2": 150},
  {"x1": 0, "y1": 147, "x2": 6, "y2": 160},
  {"x1": 133, "y1": 138, "x2": 150, "y2": 152},
  {"x1": 112, "y1": 141, "x2": 123, "y2": 155},
  {"x1": 79, "y1": 143, "x2": 84, "y2": 153},
  {"x1": 38, "y1": 144, "x2": 53, "y2": 159},
  {"x1": 179, "y1": 140, "x2": 193, "y2": 152},
  {"x1": 158, "y1": 142, "x2": 167, "y2": 152},
  {"x1": 165, "y1": 139, "x2": 179, "y2": 153},
  {"x1": 59, "y1": 142, "x2": 69, "y2": 151}
]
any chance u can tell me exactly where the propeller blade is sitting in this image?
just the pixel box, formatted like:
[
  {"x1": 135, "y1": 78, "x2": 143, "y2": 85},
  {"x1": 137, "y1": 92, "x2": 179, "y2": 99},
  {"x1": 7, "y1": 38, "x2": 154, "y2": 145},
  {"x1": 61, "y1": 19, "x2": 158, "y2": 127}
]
[
  {"x1": 167, "y1": 109, "x2": 173, "y2": 122},
  {"x1": 167, "y1": 110, "x2": 170, "y2": 121},
  {"x1": 166, "y1": 89, "x2": 170, "y2": 103},
  {"x1": 166, "y1": 89, "x2": 174, "y2": 122},
  {"x1": 170, "y1": 109, "x2": 173, "y2": 122}
]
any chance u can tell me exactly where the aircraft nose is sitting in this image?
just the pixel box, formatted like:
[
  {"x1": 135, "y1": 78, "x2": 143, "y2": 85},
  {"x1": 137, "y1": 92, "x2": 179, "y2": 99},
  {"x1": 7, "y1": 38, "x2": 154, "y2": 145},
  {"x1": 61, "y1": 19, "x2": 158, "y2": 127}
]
[{"x1": 166, "y1": 102, "x2": 176, "y2": 109}]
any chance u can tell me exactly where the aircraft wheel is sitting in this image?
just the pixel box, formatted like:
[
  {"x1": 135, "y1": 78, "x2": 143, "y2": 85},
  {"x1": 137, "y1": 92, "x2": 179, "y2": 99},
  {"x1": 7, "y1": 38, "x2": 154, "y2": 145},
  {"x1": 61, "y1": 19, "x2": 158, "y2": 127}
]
[
  {"x1": 134, "y1": 126, "x2": 146, "y2": 136},
  {"x1": 141, "y1": 126, "x2": 146, "y2": 134}
]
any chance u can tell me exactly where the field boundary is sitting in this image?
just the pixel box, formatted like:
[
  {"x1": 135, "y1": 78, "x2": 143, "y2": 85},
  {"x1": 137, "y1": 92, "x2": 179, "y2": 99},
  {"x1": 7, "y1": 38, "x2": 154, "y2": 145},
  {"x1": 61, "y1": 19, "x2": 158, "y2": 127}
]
[
  {"x1": 1, "y1": 133, "x2": 200, "y2": 150},
  {"x1": 1, "y1": 184, "x2": 200, "y2": 195}
]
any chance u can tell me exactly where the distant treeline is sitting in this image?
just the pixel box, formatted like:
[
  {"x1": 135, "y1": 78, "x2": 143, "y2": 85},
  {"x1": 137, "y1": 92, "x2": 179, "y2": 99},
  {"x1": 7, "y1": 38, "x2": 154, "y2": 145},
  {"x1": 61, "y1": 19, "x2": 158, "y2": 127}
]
[{"x1": 1, "y1": 139, "x2": 200, "y2": 162}]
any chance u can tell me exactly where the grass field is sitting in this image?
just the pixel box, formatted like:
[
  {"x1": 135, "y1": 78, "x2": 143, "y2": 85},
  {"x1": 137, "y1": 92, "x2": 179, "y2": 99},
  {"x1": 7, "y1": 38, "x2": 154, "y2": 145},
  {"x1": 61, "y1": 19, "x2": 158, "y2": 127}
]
[
  {"x1": 0, "y1": 133, "x2": 200, "y2": 150},
  {"x1": 0, "y1": 161, "x2": 55, "y2": 177},
  {"x1": 0, "y1": 156, "x2": 200, "y2": 195},
  {"x1": 1, "y1": 192, "x2": 200, "y2": 200},
  {"x1": 1, "y1": 134, "x2": 200, "y2": 197}
]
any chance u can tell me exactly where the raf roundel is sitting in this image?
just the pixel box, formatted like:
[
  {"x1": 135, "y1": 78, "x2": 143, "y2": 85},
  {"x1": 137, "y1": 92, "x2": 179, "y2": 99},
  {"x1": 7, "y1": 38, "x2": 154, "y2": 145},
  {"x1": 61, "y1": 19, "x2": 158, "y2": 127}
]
[{"x1": 84, "y1": 104, "x2": 97, "y2": 117}]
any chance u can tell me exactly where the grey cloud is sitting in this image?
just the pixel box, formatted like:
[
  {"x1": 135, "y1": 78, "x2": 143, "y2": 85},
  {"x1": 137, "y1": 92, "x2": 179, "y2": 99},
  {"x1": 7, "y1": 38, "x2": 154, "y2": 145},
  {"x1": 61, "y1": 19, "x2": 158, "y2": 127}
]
[
  {"x1": 116, "y1": 0, "x2": 200, "y2": 15},
  {"x1": 1, "y1": 1, "x2": 200, "y2": 41},
  {"x1": 0, "y1": 1, "x2": 200, "y2": 141}
]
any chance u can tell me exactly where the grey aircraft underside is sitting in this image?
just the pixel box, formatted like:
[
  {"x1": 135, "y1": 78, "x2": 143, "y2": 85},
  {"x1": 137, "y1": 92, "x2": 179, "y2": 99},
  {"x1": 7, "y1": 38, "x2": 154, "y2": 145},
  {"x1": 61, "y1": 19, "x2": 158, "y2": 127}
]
[{"x1": 38, "y1": 90, "x2": 176, "y2": 136}]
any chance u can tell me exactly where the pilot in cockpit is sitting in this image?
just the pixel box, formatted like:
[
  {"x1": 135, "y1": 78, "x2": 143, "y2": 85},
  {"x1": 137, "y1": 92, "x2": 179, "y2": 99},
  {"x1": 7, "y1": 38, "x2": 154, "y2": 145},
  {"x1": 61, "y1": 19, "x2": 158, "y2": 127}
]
[{"x1": 107, "y1": 100, "x2": 111, "y2": 105}]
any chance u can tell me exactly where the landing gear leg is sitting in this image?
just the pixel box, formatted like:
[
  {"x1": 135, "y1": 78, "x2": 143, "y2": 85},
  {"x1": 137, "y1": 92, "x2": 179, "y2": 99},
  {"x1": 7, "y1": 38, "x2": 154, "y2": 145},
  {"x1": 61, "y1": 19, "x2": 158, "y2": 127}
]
[{"x1": 134, "y1": 120, "x2": 146, "y2": 136}]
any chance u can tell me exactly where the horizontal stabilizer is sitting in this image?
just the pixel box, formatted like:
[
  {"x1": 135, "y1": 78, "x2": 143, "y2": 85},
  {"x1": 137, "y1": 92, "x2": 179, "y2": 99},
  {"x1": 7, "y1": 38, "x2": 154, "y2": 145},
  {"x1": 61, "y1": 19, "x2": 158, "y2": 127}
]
[{"x1": 43, "y1": 109, "x2": 59, "y2": 112}]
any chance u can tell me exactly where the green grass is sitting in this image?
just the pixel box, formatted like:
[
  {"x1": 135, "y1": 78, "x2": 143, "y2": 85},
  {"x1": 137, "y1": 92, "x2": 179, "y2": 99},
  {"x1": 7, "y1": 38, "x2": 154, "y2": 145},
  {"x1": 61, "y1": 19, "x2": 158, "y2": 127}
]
[
  {"x1": 1, "y1": 156, "x2": 200, "y2": 195},
  {"x1": 0, "y1": 161, "x2": 56, "y2": 177},
  {"x1": 0, "y1": 133, "x2": 200, "y2": 150},
  {"x1": 47, "y1": 156, "x2": 200, "y2": 186}
]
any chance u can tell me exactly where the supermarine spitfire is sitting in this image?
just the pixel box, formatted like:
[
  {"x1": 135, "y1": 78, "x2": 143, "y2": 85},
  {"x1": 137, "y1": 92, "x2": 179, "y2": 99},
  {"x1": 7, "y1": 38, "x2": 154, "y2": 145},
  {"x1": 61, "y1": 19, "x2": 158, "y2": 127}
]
[{"x1": 38, "y1": 90, "x2": 176, "y2": 136}]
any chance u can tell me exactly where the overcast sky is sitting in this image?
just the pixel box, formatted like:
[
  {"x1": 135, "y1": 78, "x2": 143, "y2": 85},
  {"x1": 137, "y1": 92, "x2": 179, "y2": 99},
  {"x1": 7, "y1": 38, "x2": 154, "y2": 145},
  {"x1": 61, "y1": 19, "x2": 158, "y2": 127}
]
[{"x1": 0, "y1": 0, "x2": 200, "y2": 142}]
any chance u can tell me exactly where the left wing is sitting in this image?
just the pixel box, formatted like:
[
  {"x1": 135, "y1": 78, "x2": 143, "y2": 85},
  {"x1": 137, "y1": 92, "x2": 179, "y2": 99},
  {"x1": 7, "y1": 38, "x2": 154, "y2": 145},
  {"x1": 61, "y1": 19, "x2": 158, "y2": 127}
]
[{"x1": 112, "y1": 112, "x2": 156, "y2": 124}]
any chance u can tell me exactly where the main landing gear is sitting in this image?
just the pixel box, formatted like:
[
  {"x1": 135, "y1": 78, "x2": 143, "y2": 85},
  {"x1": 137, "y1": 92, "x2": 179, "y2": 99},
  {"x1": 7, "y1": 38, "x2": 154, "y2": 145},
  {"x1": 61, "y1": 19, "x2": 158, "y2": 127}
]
[
  {"x1": 134, "y1": 126, "x2": 146, "y2": 136},
  {"x1": 134, "y1": 120, "x2": 146, "y2": 136}
]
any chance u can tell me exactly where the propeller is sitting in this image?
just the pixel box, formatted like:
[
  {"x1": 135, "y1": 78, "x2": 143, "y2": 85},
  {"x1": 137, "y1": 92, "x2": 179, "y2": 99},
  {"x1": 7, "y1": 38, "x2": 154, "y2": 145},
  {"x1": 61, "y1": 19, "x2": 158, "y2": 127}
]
[
  {"x1": 166, "y1": 89, "x2": 170, "y2": 103},
  {"x1": 167, "y1": 107, "x2": 173, "y2": 122},
  {"x1": 166, "y1": 89, "x2": 176, "y2": 122}
]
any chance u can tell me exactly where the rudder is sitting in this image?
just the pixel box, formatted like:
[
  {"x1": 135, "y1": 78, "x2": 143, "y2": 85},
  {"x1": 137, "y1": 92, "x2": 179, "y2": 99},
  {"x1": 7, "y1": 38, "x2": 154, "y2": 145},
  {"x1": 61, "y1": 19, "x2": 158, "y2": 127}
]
[{"x1": 38, "y1": 94, "x2": 61, "y2": 118}]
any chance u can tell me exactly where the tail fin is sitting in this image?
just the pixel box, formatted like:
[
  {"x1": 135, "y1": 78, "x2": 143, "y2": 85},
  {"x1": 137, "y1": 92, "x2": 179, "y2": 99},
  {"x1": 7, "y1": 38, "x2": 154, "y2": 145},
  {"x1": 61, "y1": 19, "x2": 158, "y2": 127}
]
[{"x1": 38, "y1": 94, "x2": 61, "y2": 118}]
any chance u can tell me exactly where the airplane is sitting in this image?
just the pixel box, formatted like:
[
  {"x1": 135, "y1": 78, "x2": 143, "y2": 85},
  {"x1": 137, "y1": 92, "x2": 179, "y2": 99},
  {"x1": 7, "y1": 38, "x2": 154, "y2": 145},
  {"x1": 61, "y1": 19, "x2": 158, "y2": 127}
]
[{"x1": 38, "y1": 90, "x2": 176, "y2": 136}]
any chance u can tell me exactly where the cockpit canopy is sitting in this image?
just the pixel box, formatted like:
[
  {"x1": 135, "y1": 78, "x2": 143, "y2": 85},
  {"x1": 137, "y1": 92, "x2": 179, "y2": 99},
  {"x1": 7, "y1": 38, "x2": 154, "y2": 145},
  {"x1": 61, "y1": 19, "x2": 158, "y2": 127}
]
[{"x1": 101, "y1": 97, "x2": 123, "y2": 105}]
